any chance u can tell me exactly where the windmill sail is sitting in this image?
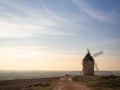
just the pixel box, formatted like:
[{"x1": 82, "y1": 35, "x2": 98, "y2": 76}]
[
  {"x1": 82, "y1": 49, "x2": 103, "y2": 76},
  {"x1": 94, "y1": 60, "x2": 99, "y2": 71},
  {"x1": 93, "y1": 51, "x2": 103, "y2": 57}
]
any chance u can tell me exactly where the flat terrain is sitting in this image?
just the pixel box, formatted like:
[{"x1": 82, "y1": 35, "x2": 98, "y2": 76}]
[
  {"x1": 0, "y1": 75, "x2": 120, "y2": 90},
  {"x1": 0, "y1": 77, "x2": 58, "y2": 90},
  {"x1": 74, "y1": 75, "x2": 120, "y2": 90},
  {"x1": 52, "y1": 76, "x2": 91, "y2": 90}
]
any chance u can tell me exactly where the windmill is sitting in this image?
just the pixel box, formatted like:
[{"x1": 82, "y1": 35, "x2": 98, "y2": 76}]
[{"x1": 82, "y1": 49, "x2": 103, "y2": 76}]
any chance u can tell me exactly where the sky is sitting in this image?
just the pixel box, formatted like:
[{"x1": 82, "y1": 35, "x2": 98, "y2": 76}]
[{"x1": 0, "y1": 0, "x2": 120, "y2": 71}]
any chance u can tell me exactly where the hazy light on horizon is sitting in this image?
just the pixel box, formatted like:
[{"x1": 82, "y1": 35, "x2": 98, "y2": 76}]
[{"x1": 0, "y1": 0, "x2": 120, "y2": 71}]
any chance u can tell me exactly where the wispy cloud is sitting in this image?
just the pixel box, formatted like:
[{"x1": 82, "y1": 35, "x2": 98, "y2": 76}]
[
  {"x1": 0, "y1": 0, "x2": 77, "y2": 38},
  {"x1": 0, "y1": 0, "x2": 119, "y2": 38},
  {"x1": 104, "y1": 38, "x2": 120, "y2": 45},
  {"x1": 71, "y1": 0, "x2": 120, "y2": 23},
  {"x1": 0, "y1": 46, "x2": 46, "y2": 59},
  {"x1": 0, "y1": 5, "x2": 4, "y2": 11}
]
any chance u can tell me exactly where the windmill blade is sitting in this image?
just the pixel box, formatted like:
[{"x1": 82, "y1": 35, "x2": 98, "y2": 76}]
[
  {"x1": 81, "y1": 61, "x2": 83, "y2": 75},
  {"x1": 93, "y1": 51, "x2": 103, "y2": 57},
  {"x1": 87, "y1": 49, "x2": 90, "y2": 52},
  {"x1": 94, "y1": 60, "x2": 99, "y2": 71}
]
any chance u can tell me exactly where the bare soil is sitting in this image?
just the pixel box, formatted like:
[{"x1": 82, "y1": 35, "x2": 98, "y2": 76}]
[{"x1": 52, "y1": 76, "x2": 91, "y2": 90}]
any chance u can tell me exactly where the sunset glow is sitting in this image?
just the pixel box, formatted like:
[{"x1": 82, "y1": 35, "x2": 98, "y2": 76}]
[{"x1": 0, "y1": 0, "x2": 120, "y2": 71}]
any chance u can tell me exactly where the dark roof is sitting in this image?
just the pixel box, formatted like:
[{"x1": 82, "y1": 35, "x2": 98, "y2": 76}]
[{"x1": 83, "y1": 52, "x2": 94, "y2": 61}]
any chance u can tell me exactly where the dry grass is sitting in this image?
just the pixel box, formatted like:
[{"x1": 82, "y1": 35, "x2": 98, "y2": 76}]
[
  {"x1": 0, "y1": 77, "x2": 59, "y2": 90},
  {"x1": 73, "y1": 75, "x2": 120, "y2": 90}
]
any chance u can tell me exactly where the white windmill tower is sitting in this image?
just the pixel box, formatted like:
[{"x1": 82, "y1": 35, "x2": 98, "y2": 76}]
[{"x1": 82, "y1": 49, "x2": 103, "y2": 76}]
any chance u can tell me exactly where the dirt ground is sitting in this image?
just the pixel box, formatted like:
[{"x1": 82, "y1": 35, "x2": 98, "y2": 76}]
[
  {"x1": 52, "y1": 76, "x2": 91, "y2": 90},
  {"x1": 0, "y1": 76, "x2": 119, "y2": 90}
]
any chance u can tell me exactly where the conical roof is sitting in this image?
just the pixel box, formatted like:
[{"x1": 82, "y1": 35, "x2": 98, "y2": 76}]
[{"x1": 83, "y1": 52, "x2": 94, "y2": 61}]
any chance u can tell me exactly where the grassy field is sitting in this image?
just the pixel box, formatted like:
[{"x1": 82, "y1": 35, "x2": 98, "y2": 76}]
[
  {"x1": 23, "y1": 77, "x2": 58, "y2": 90},
  {"x1": 0, "y1": 77, "x2": 59, "y2": 90},
  {"x1": 73, "y1": 75, "x2": 120, "y2": 90},
  {"x1": 1, "y1": 75, "x2": 120, "y2": 90}
]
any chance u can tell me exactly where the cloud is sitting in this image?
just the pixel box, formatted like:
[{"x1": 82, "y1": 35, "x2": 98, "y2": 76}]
[
  {"x1": 0, "y1": 46, "x2": 45, "y2": 59},
  {"x1": 0, "y1": 45, "x2": 83, "y2": 60},
  {"x1": 71, "y1": 0, "x2": 120, "y2": 23},
  {"x1": 1, "y1": 0, "x2": 119, "y2": 38},
  {"x1": 0, "y1": 0, "x2": 76, "y2": 38},
  {"x1": 0, "y1": 6, "x2": 5, "y2": 11},
  {"x1": 104, "y1": 38, "x2": 120, "y2": 45}
]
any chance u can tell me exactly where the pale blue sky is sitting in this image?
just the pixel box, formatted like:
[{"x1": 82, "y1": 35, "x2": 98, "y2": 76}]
[{"x1": 0, "y1": 0, "x2": 120, "y2": 70}]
